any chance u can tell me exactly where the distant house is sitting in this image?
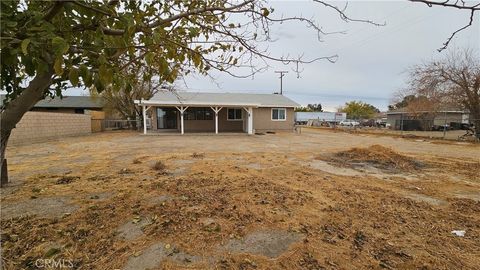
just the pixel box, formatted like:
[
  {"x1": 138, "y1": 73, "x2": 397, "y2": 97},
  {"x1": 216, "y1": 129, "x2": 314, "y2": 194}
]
[
  {"x1": 30, "y1": 96, "x2": 104, "y2": 114},
  {"x1": 1, "y1": 95, "x2": 104, "y2": 114},
  {"x1": 386, "y1": 107, "x2": 470, "y2": 130},
  {"x1": 135, "y1": 91, "x2": 299, "y2": 134}
]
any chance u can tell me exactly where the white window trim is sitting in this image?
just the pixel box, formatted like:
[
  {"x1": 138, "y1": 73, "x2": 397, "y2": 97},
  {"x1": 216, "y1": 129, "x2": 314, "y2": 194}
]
[
  {"x1": 271, "y1": 108, "x2": 287, "y2": 121},
  {"x1": 227, "y1": 108, "x2": 243, "y2": 121}
]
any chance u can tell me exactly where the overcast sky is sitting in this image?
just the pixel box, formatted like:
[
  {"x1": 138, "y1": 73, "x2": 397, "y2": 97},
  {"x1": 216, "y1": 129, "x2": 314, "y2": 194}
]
[{"x1": 67, "y1": 0, "x2": 479, "y2": 111}]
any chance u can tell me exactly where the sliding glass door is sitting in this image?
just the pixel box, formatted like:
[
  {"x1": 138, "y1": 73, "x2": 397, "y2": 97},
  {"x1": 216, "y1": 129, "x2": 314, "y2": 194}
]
[{"x1": 156, "y1": 108, "x2": 177, "y2": 129}]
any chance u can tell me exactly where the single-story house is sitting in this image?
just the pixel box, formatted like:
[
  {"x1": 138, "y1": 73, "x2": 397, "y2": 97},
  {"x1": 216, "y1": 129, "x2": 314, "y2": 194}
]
[
  {"x1": 1, "y1": 95, "x2": 104, "y2": 114},
  {"x1": 134, "y1": 91, "x2": 299, "y2": 134},
  {"x1": 31, "y1": 96, "x2": 104, "y2": 114},
  {"x1": 386, "y1": 107, "x2": 470, "y2": 130}
]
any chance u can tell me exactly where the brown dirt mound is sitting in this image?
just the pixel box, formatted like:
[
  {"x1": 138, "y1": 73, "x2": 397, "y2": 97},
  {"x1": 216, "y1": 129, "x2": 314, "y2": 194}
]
[{"x1": 325, "y1": 145, "x2": 423, "y2": 171}]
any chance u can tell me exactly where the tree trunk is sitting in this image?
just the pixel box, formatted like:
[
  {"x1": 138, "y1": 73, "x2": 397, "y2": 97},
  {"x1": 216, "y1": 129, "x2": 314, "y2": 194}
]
[
  {"x1": 474, "y1": 118, "x2": 480, "y2": 140},
  {"x1": 0, "y1": 131, "x2": 10, "y2": 187},
  {"x1": 469, "y1": 107, "x2": 480, "y2": 140},
  {"x1": 0, "y1": 70, "x2": 54, "y2": 187}
]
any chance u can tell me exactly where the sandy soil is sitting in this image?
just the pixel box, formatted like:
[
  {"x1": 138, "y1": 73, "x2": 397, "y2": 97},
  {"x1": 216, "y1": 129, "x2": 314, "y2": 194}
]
[{"x1": 1, "y1": 129, "x2": 479, "y2": 269}]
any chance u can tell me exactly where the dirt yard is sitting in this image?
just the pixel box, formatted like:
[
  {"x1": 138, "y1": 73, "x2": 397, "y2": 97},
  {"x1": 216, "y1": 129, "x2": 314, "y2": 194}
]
[{"x1": 1, "y1": 129, "x2": 479, "y2": 269}]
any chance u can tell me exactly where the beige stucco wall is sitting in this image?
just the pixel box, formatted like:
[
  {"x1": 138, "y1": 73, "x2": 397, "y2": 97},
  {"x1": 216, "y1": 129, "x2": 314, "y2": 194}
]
[
  {"x1": 253, "y1": 107, "x2": 295, "y2": 132},
  {"x1": 218, "y1": 108, "x2": 244, "y2": 132},
  {"x1": 149, "y1": 106, "x2": 294, "y2": 133},
  {"x1": 150, "y1": 107, "x2": 244, "y2": 132},
  {"x1": 9, "y1": 112, "x2": 91, "y2": 145}
]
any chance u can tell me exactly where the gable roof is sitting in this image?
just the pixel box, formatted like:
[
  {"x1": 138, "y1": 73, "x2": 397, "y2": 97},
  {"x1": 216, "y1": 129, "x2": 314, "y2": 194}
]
[
  {"x1": 1, "y1": 95, "x2": 104, "y2": 109},
  {"x1": 138, "y1": 91, "x2": 300, "y2": 107}
]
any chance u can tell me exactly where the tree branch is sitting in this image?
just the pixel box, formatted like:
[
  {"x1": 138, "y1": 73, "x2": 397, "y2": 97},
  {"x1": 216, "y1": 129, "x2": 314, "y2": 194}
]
[
  {"x1": 409, "y1": 0, "x2": 480, "y2": 10},
  {"x1": 438, "y1": 9, "x2": 475, "y2": 52},
  {"x1": 101, "y1": 0, "x2": 255, "y2": 36},
  {"x1": 43, "y1": 1, "x2": 64, "y2": 21},
  {"x1": 408, "y1": 0, "x2": 479, "y2": 52}
]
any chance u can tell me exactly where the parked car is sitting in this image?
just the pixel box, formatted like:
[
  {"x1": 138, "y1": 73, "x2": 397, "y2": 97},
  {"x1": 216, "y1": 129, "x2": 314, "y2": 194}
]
[
  {"x1": 340, "y1": 119, "x2": 360, "y2": 126},
  {"x1": 360, "y1": 119, "x2": 376, "y2": 127}
]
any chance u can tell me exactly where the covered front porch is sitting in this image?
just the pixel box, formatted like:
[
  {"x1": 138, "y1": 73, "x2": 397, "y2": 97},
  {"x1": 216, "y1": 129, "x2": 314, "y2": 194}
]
[{"x1": 135, "y1": 101, "x2": 255, "y2": 135}]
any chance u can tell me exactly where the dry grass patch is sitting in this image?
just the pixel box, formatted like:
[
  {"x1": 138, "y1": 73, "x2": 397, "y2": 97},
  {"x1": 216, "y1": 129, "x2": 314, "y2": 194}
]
[
  {"x1": 191, "y1": 152, "x2": 205, "y2": 159},
  {"x1": 55, "y1": 175, "x2": 80, "y2": 185},
  {"x1": 152, "y1": 160, "x2": 167, "y2": 173},
  {"x1": 319, "y1": 144, "x2": 423, "y2": 172}
]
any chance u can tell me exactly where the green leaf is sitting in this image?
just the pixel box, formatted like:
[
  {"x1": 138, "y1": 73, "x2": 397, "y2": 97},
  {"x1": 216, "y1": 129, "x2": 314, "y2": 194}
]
[
  {"x1": 23, "y1": 56, "x2": 35, "y2": 76},
  {"x1": 79, "y1": 64, "x2": 88, "y2": 78},
  {"x1": 159, "y1": 58, "x2": 168, "y2": 73},
  {"x1": 54, "y1": 57, "x2": 64, "y2": 75},
  {"x1": 52, "y1": 37, "x2": 69, "y2": 55},
  {"x1": 145, "y1": 52, "x2": 154, "y2": 66},
  {"x1": 98, "y1": 65, "x2": 112, "y2": 85},
  {"x1": 192, "y1": 53, "x2": 201, "y2": 67},
  {"x1": 83, "y1": 71, "x2": 93, "y2": 87},
  {"x1": 35, "y1": 58, "x2": 48, "y2": 75},
  {"x1": 21, "y1": 39, "x2": 30, "y2": 55},
  {"x1": 69, "y1": 68, "x2": 79, "y2": 86},
  {"x1": 98, "y1": 55, "x2": 107, "y2": 65},
  {"x1": 94, "y1": 77, "x2": 104, "y2": 92}
]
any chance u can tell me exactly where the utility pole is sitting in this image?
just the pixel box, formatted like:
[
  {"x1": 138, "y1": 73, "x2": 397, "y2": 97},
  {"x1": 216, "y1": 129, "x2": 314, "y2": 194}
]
[{"x1": 275, "y1": 71, "x2": 288, "y2": 95}]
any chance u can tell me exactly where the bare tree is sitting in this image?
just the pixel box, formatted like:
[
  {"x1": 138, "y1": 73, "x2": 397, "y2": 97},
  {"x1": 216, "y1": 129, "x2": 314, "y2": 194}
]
[
  {"x1": 406, "y1": 48, "x2": 480, "y2": 136},
  {"x1": 408, "y1": 0, "x2": 480, "y2": 51},
  {"x1": 95, "y1": 63, "x2": 167, "y2": 126}
]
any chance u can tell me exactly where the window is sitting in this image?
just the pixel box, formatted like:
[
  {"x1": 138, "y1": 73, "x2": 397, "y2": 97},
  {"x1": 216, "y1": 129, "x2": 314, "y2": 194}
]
[
  {"x1": 227, "y1": 108, "x2": 242, "y2": 120},
  {"x1": 184, "y1": 107, "x2": 213, "y2": 120},
  {"x1": 185, "y1": 109, "x2": 196, "y2": 120},
  {"x1": 272, "y1": 108, "x2": 286, "y2": 121}
]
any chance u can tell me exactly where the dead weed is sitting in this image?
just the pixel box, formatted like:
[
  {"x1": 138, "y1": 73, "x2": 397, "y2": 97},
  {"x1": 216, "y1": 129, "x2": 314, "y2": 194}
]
[
  {"x1": 191, "y1": 152, "x2": 205, "y2": 159},
  {"x1": 320, "y1": 145, "x2": 423, "y2": 171},
  {"x1": 56, "y1": 175, "x2": 80, "y2": 185},
  {"x1": 152, "y1": 160, "x2": 167, "y2": 173}
]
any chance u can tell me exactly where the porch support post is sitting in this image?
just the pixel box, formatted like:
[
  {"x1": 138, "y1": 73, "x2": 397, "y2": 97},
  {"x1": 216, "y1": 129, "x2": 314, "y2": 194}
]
[
  {"x1": 142, "y1": 105, "x2": 147, "y2": 134},
  {"x1": 210, "y1": 106, "x2": 223, "y2": 134},
  {"x1": 215, "y1": 111, "x2": 218, "y2": 134},
  {"x1": 180, "y1": 109, "x2": 184, "y2": 135},
  {"x1": 248, "y1": 107, "x2": 253, "y2": 135},
  {"x1": 175, "y1": 106, "x2": 189, "y2": 135},
  {"x1": 243, "y1": 107, "x2": 253, "y2": 135}
]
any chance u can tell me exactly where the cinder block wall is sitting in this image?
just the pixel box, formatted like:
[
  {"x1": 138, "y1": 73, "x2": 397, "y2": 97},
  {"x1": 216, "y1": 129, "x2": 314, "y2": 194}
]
[{"x1": 9, "y1": 112, "x2": 91, "y2": 145}]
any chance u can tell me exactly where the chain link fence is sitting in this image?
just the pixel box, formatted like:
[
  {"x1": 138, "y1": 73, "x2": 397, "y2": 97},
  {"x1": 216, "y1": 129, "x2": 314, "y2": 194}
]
[
  {"x1": 299, "y1": 117, "x2": 479, "y2": 142},
  {"x1": 389, "y1": 117, "x2": 479, "y2": 141},
  {"x1": 91, "y1": 119, "x2": 151, "y2": 132}
]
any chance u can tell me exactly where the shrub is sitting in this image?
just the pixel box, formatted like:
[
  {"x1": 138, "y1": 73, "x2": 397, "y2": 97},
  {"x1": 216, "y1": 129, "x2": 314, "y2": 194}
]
[{"x1": 152, "y1": 160, "x2": 166, "y2": 172}]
